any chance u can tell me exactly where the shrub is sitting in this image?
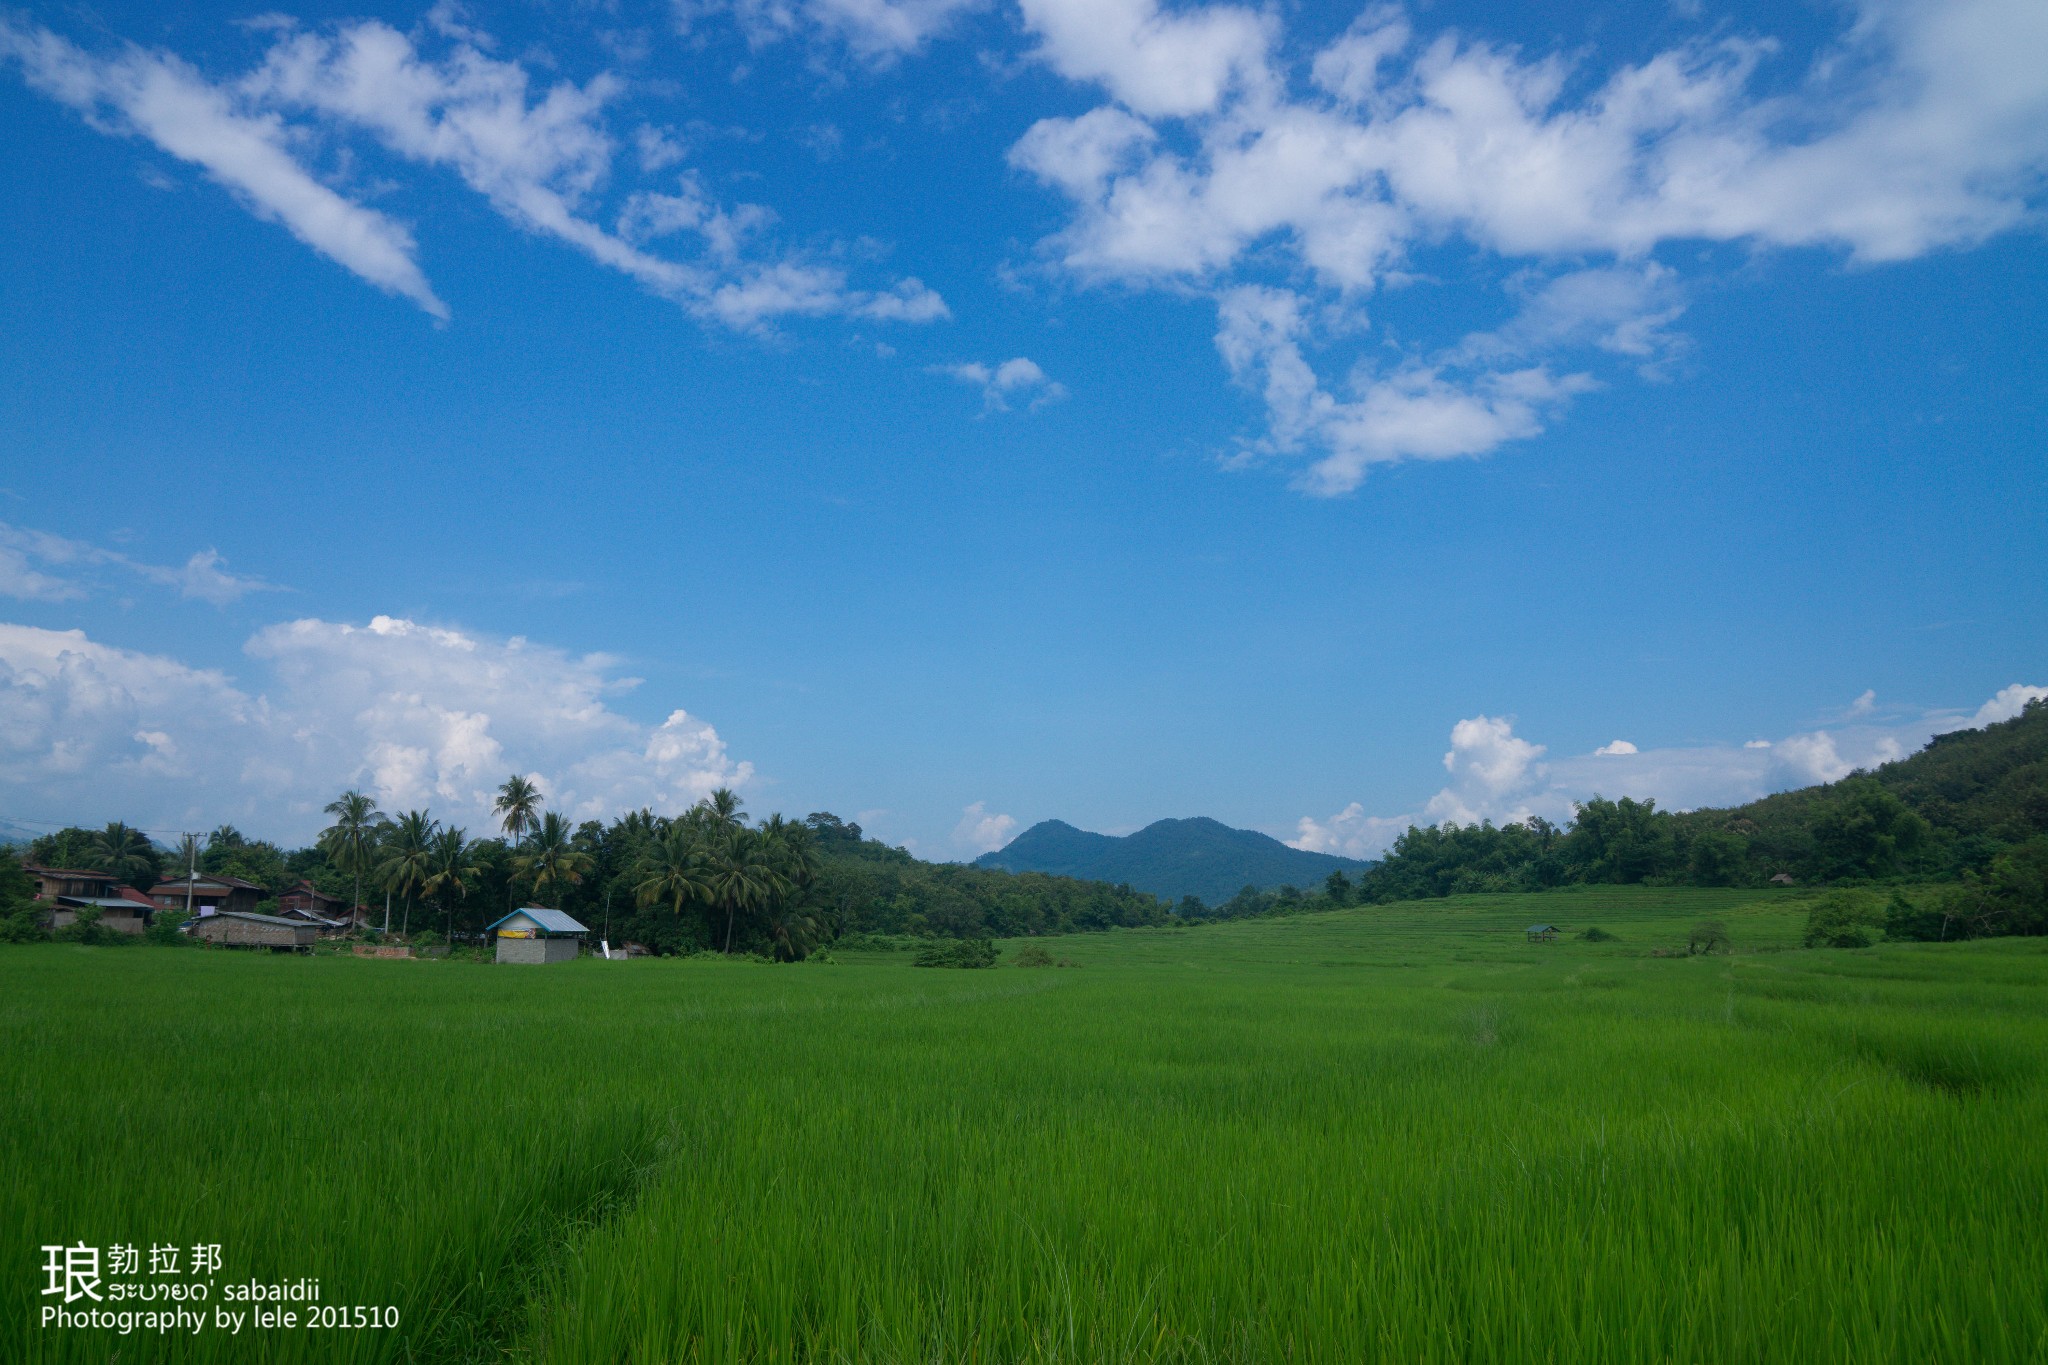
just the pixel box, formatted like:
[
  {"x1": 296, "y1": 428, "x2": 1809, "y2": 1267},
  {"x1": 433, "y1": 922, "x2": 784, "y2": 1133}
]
[
  {"x1": 1687, "y1": 920, "x2": 1731, "y2": 955},
  {"x1": 145, "y1": 909, "x2": 192, "y2": 947},
  {"x1": 1579, "y1": 926, "x2": 1616, "y2": 942},
  {"x1": 913, "y1": 938, "x2": 998, "y2": 969},
  {"x1": 0, "y1": 905, "x2": 49, "y2": 943},
  {"x1": 1012, "y1": 944, "x2": 1055, "y2": 967},
  {"x1": 1802, "y1": 891, "x2": 1886, "y2": 948},
  {"x1": 1882, "y1": 890, "x2": 1950, "y2": 942}
]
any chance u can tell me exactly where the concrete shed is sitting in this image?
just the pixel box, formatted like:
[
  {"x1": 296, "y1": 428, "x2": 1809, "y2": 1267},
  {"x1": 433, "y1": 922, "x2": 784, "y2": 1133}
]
[
  {"x1": 192, "y1": 911, "x2": 318, "y2": 951},
  {"x1": 489, "y1": 907, "x2": 590, "y2": 964}
]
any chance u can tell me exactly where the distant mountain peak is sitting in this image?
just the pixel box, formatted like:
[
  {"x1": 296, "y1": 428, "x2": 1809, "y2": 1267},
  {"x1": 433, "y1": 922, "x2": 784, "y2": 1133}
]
[{"x1": 976, "y1": 816, "x2": 1372, "y2": 905}]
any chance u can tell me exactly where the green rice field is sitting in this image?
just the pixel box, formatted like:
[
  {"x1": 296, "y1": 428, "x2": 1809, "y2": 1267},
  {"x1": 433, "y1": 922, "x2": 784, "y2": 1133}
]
[{"x1": 6, "y1": 885, "x2": 2047, "y2": 1363}]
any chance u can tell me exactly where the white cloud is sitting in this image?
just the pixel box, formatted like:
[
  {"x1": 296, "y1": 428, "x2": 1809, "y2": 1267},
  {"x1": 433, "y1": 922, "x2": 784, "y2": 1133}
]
[
  {"x1": 0, "y1": 523, "x2": 277, "y2": 606},
  {"x1": 929, "y1": 356, "x2": 1066, "y2": 411},
  {"x1": 952, "y1": 800, "x2": 1016, "y2": 854},
  {"x1": 1970, "y1": 683, "x2": 2048, "y2": 727},
  {"x1": 0, "y1": 17, "x2": 446, "y2": 318},
  {"x1": 1213, "y1": 285, "x2": 1598, "y2": 494},
  {"x1": 1289, "y1": 681, "x2": 2045, "y2": 858},
  {"x1": 695, "y1": 0, "x2": 982, "y2": 62},
  {"x1": 1848, "y1": 687, "x2": 1879, "y2": 716},
  {"x1": 1014, "y1": 0, "x2": 2048, "y2": 489},
  {"x1": 1016, "y1": 0, "x2": 1273, "y2": 119},
  {"x1": 3, "y1": 14, "x2": 948, "y2": 332},
  {"x1": 0, "y1": 615, "x2": 751, "y2": 841}
]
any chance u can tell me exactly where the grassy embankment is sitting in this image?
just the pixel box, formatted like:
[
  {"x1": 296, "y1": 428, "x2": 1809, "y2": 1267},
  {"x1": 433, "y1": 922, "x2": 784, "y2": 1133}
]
[{"x1": 4, "y1": 884, "x2": 2045, "y2": 1363}]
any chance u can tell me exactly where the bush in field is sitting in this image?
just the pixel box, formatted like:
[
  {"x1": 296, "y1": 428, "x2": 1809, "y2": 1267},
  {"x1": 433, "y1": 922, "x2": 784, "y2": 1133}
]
[
  {"x1": 1012, "y1": 943, "x2": 1055, "y2": 967},
  {"x1": 144, "y1": 909, "x2": 192, "y2": 947},
  {"x1": 1687, "y1": 920, "x2": 1731, "y2": 955},
  {"x1": 1579, "y1": 926, "x2": 1616, "y2": 942},
  {"x1": 914, "y1": 938, "x2": 998, "y2": 968},
  {"x1": 1802, "y1": 891, "x2": 1886, "y2": 948},
  {"x1": 54, "y1": 905, "x2": 129, "y2": 947}
]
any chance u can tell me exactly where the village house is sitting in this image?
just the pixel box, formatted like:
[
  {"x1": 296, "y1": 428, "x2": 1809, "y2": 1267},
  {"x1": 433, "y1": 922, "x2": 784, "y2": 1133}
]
[
  {"x1": 47, "y1": 884, "x2": 160, "y2": 935},
  {"x1": 148, "y1": 872, "x2": 267, "y2": 919},
  {"x1": 190, "y1": 911, "x2": 318, "y2": 951},
  {"x1": 24, "y1": 865, "x2": 119, "y2": 901},
  {"x1": 277, "y1": 880, "x2": 357, "y2": 934},
  {"x1": 489, "y1": 907, "x2": 590, "y2": 964}
]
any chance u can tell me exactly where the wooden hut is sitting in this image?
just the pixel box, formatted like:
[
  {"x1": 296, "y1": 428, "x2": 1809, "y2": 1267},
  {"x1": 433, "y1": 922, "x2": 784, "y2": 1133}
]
[
  {"x1": 24, "y1": 866, "x2": 119, "y2": 901},
  {"x1": 1526, "y1": 923, "x2": 1559, "y2": 942},
  {"x1": 191, "y1": 910, "x2": 317, "y2": 951},
  {"x1": 149, "y1": 873, "x2": 267, "y2": 918},
  {"x1": 489, "y1": 907, "x2": 589, "y2": 964}
]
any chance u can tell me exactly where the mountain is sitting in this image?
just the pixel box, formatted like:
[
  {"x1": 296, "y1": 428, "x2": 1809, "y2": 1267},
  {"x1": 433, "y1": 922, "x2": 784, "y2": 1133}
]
[{"x1": 976, "y1": 817, "x2": 1374, "y2": 905}]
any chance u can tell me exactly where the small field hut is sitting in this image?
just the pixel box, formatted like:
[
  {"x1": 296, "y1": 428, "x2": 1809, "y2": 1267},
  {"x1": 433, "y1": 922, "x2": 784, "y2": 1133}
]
[
  {"x1": 192, "y1": 911, "x2": 318, "y2": 951},
  {"x1": 490, "y1": 908, "x2": 590, "y2": 964},
  {"x1": 1526, "y1": 924, "x2": 1559, "y2": 942}
]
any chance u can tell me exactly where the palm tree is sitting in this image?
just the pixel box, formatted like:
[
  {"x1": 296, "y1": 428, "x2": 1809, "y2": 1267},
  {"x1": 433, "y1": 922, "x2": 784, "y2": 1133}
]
[
  {"x1": 318, "y1": 790, "x2": 383, "y2": 925},
  {"x1": 700, "y1": 825, "x2": 789, "y2": 955},
  {"x1": 513, "y1": 811, "x2": 593, "y2": 906},
  {"x1": 635, "y1": 825, "x2": 711, "y2": 926},
  {"x1": 493, "y1": 775, "x2": 544, "y2": 848},
  {"x1": 423, "y1": 826, "x2": 480, "y2": 942},
  {"x1": 377, "y1": 810, "x2": 438, "y2": 938},
  {"x1": 703, "y1": 787, "x2": 745, "y2": 827},
  {"x1": 89, "y1": 821, "x2": 156, "y2": 887}
]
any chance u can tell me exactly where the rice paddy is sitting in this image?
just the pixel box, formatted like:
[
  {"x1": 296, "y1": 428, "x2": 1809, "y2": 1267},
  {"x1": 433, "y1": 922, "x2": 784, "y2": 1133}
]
[{"x1": 6, "y1": 885, "x2": 2046, "y2": 1363}]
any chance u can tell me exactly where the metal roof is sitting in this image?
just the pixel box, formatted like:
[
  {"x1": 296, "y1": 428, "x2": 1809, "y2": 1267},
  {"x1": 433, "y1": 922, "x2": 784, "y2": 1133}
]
[
  {"x1": 58, "y1": 897, "x2": 150, "y2": 909},
  {"x1": 486, "y1": 906, "x2": 590, "y2": 935},
  {"x1": 1527, "y1": 924, "x2": 1558, "y2": 931},
  {"x1": 209, "y1": 911, "x2": 315, "y2": 928}
]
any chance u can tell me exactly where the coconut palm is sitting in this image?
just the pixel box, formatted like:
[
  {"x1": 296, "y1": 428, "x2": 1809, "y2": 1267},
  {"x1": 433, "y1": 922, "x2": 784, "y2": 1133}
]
[
  {"x1": 423, "y1": 826, "x2": 480, "y2": 942},
  {"x1": 635, "y1": 825, "x2": 711, "y2": 926},
  {"x1": 700, "y1": 825, "x2": 789, "y2": 955},
  {"x1": 493, "y1": 775, "x2": 544, "y2": 848},
  {"x1": 318, "y1": 790, "x2": 383, "y2": 925},
  {"x1": 377, "y1": 810, "x2": 438, "y2": 938},
  {"x1": 89, "y1": 821, "x2": 157, "y2": 887},
  {"x1": 703, "y1": 787, "x2": 745, "y2": 828},
  {"x1": 513, "y1": 811, "x2": 593, "y2": 905}
]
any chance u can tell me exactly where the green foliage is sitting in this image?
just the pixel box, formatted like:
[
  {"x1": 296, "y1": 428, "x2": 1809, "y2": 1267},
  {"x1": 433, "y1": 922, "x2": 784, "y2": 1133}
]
[
  {"x1": 1802, "y1": 891, "x2": 1887, "y2": 948},
  {"x1": 1356, "y1": 701, "x2": 2048, "y2": 907},
  {"x1": 0, "y1": 850, "x2": 45, "y2": 944},
  {"x1": 1011, "y1": 943, "x2": 1055, "y2": 967},
  {"x1": 25, "y1": 827, "x2": 99, "y2": 871},
  {"x1": 90, "y1": 821, "x2": 161, "y2": 887},
  {"x1": 1579, "y1": 925, "x2": 1616, "y2": 942},
  {"x1": 145, "y1": 908, "x2": 192, "y2": 946},
  {"x1": 912, "y1": 937, "x2": 998, "y2": 968}
]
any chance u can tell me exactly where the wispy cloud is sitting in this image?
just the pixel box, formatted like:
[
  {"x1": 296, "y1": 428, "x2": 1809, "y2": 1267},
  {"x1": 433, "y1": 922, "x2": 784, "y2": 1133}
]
[
  {"x1": 0, "y1": 12, "x2": 951, "y2": 332},
  {"x1": 0, "y1": 523, "x2": 279, "y2": 607}
]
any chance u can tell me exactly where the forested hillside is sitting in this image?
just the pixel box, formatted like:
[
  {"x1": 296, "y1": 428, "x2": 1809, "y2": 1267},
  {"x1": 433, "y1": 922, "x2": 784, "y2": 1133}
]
[
  {"x1": 976, "y1": 816, "x2": 1372, "y2": 903},
  {"x1": 1346, "y1": 700, "x2": 2047, "y2": 923}
]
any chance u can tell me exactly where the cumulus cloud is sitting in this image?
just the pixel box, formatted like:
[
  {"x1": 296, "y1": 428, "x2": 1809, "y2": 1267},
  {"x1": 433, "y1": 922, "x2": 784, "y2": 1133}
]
[
  {"x1": 0, "y1": 616, "x2": 750, "y2": 841},
  {"x1": 929, "y1": 356, "x2": 1066, "y2": 412},
  {"x1": 0, "y1": 523, "x2": 277, "y2": 606},
  {"x1": 2, "y1": 12, "x2": 949, "y2": 331},
  {"x1": 1290, "y1": 681, "x2": 2046, "y2": 858},
  {"x1": 1012, "y1": 0, "x2": 2048, "y2": 489},
  {"x1": 952, "y1": 800, "x2": 1016, "y2": 854}
]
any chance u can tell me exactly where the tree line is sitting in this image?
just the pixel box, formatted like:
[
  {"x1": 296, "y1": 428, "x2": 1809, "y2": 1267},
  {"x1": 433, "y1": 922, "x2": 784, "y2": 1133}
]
[{"x1": 0, "y1": 783, "x2": 1167, "y2": 955}]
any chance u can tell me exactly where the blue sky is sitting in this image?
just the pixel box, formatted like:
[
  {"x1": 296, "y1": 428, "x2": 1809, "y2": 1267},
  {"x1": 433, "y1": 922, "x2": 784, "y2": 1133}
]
[{"x1": 0, "y1": 0, "x2": 2043, "y2": 859}]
